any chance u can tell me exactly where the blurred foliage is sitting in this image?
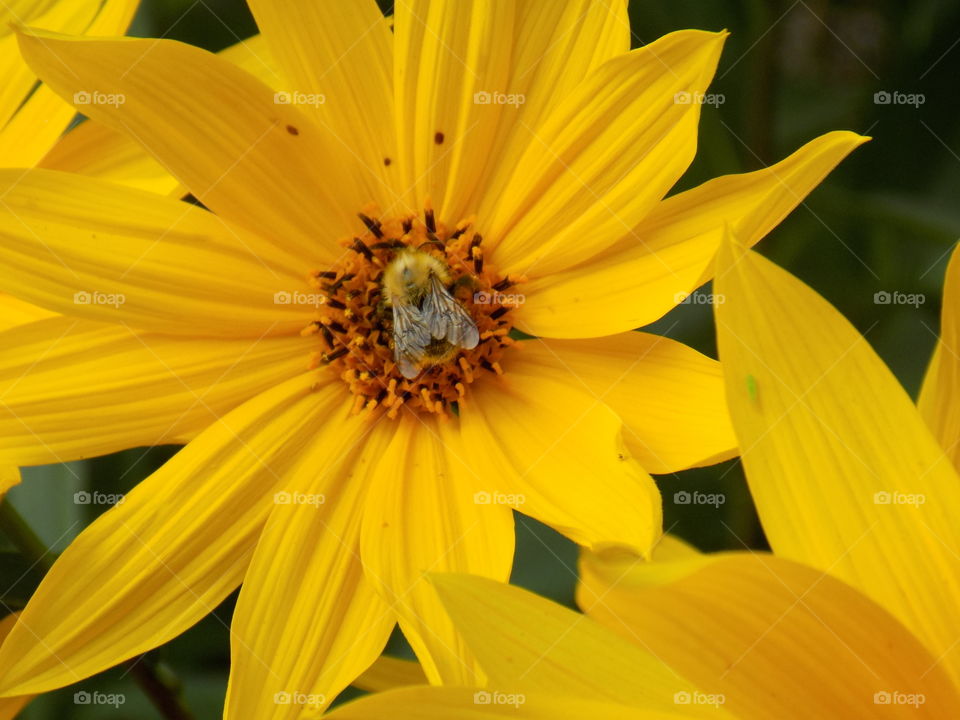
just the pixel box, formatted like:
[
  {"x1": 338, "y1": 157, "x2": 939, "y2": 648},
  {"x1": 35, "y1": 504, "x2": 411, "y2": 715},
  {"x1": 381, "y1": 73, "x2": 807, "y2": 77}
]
[{"x1": 6, "y1": 0, "x2": 960, "y2": 717}]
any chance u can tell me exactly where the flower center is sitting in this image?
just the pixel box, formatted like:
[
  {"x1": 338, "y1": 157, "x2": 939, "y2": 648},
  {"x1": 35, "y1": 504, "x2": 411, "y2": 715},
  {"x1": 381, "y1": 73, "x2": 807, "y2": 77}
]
[{"x1": 302, "y1": 206, "x2": 522, "y2": 418}]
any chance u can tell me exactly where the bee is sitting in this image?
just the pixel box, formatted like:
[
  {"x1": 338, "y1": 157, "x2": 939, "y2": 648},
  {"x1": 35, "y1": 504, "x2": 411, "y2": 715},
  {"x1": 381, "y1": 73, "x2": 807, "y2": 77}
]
[{"x1": 382, "y1": 248, "x2": 479, "y2": 379}]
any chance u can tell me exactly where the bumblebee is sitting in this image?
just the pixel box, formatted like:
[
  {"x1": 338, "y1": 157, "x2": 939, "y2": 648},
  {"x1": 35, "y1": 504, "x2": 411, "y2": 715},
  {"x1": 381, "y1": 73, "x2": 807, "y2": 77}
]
[{"x1": 382, "y1": 249, "x2": 479, "y2": 379}]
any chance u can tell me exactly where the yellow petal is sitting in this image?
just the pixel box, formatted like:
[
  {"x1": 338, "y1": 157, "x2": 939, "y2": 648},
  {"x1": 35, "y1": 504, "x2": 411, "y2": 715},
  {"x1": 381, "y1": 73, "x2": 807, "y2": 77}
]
[
  {"x1": 486, "y1": 31, "x2": 725, "y2": 279},
  {"x1": 0, "y1": 0, "x2": 138, "y2": 166},
  {"x1": 215, "y1": 33, "x2": 281, "y2": 86},
  {"x1": 353, "y1": 655, "x2": 426, "y2": 693},
  {"x1": 16, "y1": 28, "x2": 373, "y2": 265},
  {"x1": 473, "y1": 0, "x2": 631, "y2": 221},
  {"x1": 393, "y1": 0, "x2": 514, "y2": 219},
  {"x1": 0, "y1": 614, "x2": 29, "y2": 720},
  {"x1": 0, "y1": 0, "x2": 96, "y2": 131},
  {"x1": 919, "y1": 244, "x2": 960, "y2": 470},
  {"x1": 39, "y1": 119, "x2": 182, "y2": 196},
  {"x1": 715, "y1": 231, "x2": 960, "y2": 687},
  {"x1": 0, "y1": 293, "x2": 55, "y2": 332},
  {"x1": 580, "y1": 547, "x2": 960, "y2": 719},
  {"x1": 0, "y1": 373, "x2": 345, "y2": 695},
  {"x1": 0, "y1": 316, "x2": 312, "y2": 465},
  {"x1": 225, "y1": 403, "x2": 394, "y2": 720},
  {"x1": 247, "y1": 0, "x2": 397, "y2": 209},
  {"x1": 430, "y1": 574, "x2": 724, "y2": 717},
  {"x1": 521, "y1": 333, "x2": 736, "y2": 474},
  {"x1": 328, "y1": 686, "x2": 683, "y2": 720},
  {"x1": 0, "y1": 169, "x2": 309, "y2": 336},
  {"x1": 517, "y1": 131, "x2": 867, "y2": 339},
  {"x1": 39, "y1": 34, "x2": 277, "y2": 196},
  {"x1": 360, "y1": 415, "x2": 515, "y2": 685},
  {"x1": 459, "y1": 350, "x2": 662, "y2": 555},
  {"x1": 0, "y1": 83, "x2": 77, "y2": 168}
]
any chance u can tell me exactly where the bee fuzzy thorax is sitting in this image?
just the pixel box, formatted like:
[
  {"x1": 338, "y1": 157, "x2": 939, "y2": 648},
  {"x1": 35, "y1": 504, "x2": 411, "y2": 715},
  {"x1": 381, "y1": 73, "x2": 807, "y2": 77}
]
[
  {"x1": 301, "y1": 207, "x2": 520, "y2": 419},
  {"x1": 382, "y1": 249, "x2": 450, "y2": 305}
]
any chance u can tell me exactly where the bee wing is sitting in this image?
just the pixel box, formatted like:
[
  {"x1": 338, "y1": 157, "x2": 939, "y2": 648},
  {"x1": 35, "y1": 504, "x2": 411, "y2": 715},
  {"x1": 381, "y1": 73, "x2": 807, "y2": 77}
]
[
  {"x1": 423, "y1": 274, "x2": 480, "y2": 350},
  {"x1": 391, "y1": 301, "x2": 431, "y2": 379}
]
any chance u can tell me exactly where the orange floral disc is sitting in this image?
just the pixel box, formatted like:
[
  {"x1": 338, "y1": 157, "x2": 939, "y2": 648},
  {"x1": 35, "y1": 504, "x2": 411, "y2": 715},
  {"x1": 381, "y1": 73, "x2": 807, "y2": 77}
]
[{"x1": 302, "y1": 207, "x2": 524, "y2": 419}]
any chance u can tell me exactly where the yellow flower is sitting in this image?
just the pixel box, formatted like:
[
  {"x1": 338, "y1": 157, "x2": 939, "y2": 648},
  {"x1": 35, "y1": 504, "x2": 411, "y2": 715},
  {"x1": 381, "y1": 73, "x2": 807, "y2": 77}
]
[
  {"x1": 574, "y1": 228, "x2": 960, "y2": 717},
  {"x1": 0, "y1": 1, "x2": 862, "y2": 715}
]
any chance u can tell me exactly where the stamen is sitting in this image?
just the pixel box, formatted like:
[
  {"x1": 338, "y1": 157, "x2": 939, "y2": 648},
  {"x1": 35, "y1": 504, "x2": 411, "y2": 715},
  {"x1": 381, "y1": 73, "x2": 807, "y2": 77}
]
[
  {"x1": 357, "y1": 213, "x2": 384, "y2": 238},
  {"x1": 323, "y1": 347, "x2": 349, "y2": 363},
  {"x1": 352, "y1": 238, "x2": 374, "y2": 261},
  {"x1": 302, "y1": 204, "x2": 521, "y2": 417}
]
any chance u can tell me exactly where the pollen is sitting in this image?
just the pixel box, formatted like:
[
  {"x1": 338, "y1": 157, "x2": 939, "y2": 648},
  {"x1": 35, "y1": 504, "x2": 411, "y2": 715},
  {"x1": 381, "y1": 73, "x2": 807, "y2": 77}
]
[{"x1": 302, "y1": 206, "x2": 522, "y2": 419}]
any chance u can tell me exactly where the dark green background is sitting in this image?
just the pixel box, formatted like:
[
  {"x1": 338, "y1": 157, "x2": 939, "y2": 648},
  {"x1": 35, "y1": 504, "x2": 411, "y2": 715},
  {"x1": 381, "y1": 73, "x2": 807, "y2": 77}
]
[{"x1": 6, "y1": 0, "x2": 960, "y2": 717}]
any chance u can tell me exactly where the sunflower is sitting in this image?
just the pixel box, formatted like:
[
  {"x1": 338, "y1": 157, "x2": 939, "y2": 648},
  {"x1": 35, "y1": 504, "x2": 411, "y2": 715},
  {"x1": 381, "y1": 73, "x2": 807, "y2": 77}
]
[{"x1": 0, "y1": 1, "x2": 862, "y2": 715}]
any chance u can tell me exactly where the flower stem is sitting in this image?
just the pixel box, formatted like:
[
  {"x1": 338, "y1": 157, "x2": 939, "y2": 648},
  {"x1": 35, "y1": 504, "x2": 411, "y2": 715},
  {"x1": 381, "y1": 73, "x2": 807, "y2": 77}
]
[{"x1": 0, "y1": 498, "x2": 195, "y2": 720}]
